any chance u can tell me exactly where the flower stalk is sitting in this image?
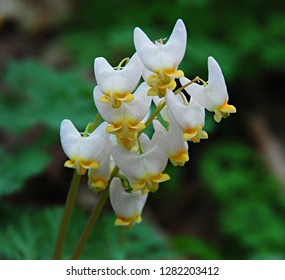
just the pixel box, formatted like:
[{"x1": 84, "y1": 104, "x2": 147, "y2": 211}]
[
  {"x1": 70, "y1": 166, "x2": 119, "y2": 260},
  {"x1": 53, "y1": 171, "x2": 81, "y2": 259}
]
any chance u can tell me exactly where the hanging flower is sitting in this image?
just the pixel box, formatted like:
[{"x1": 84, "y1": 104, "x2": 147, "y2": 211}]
[
  {"x1": 180, "y1": 56, "x2": 236, "y2": 122},
  {"x1": 94, "y1": 82, "x2": 152, "y2": 149},
  {"x1": 94, "y1": 53, "x2": 143, "y2": 108},
  {"x1": 60, "y1": 120, "x2": 110, "y2": 175},
  {"x1": 111, "y1": 128, "x2": 170, "y2": 194},
  {"x1": 165, "y1": 90, "x2": 208, "y2": 143},
  {"x1": 134, "y1": 19, "x2": 187, "y2": 97},
  {"x1": 153, "y1": 120, "x2": 189, "y2": 166},
  {"x1": 110, "y1": 177, "x2": 148, "y2": 228},
  {"x1": 88, "y1": 140, "x2": 111, "y2": 192}
]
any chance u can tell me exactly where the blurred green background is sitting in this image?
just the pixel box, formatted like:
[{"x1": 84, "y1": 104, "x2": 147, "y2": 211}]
[{"x1": 0, "y1": 0, "x2": 285, "y2": 260}]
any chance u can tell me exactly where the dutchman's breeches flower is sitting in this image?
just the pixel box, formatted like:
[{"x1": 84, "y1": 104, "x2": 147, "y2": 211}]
[
  {"x1": 94, "y1": 53, "x2": 143, "y2": 108},
  {"x1": 58, "y1": 18, "x2": 237, "y2": 232},
  {"x1": 88, "y1": 142, "x2": 111, "y2": 192},
  {"x1": 165, "y1": 90, "x2": 208, "y2": 143},
  {"x1": 180, "y1": 56, "x2": 236, "y2": 123},
  {"x1": 153, "y1": 120, "x2": 189, "y2": 167},
  {"x1": 94, "y1": 82, "x2": 152, "y2": 149},
  {"x1": 110, "y1": 178, "x2": 148, "y2": 228},
  {"x1": 111, "y1": 128, "x2": 170, "y2": 194},
  {"x1": 134, "y1": 19, "x2": 186, "y2": 98},
  {"x1": 60, "y1": 120, "x2": 110, "y2": 175}
]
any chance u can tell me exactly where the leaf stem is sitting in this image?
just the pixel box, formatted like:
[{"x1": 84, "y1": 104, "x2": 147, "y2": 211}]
[{"x1": 53, "y1": 171, "x2": 81, "y2": 259}]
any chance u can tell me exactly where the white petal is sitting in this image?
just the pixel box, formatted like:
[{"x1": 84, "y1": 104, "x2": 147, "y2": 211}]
[
  {"x1": 93, "y1": 86, "x2": 123, "y2": 124},
  {"x1": 118, "y1": 53, "x2": 143, "y2": 91},
  {"x1": 60, "y1": 119, "x2": 81, "y2": 159},
  {"x1": 139, "y1": 133, "x2": 151, "y2": 153},
  {"x1": 152, "y1": 119, "x2": 166, "y2": 134},
  {"x1": 207, "y1": 56, "x2": 228, "y2": 107},
  {"x1": 134, "y1": 26, "x2": 157, "y2": 71},
  {"x1": 111, "y1": 143, "x2": 145, "y2": 180},
  {"x1": 168, "y1": 120, "x2": 188, "y2": 155},
  {"x1": 94, "y1": 53, "x2": 142, "y2": 93},
  {"x1": 124, "y1": 82, "x2": 152, "y2": 122},
  {"x1": 94, "y1": 84, "x2": 151, "y2": 126},
  {"x1": 180, "y1": 77, "x2": 207, "y2": 108},
  {"x1": 80, "y1": 122, "x2": 110, "y2": 162},
  {"x1": 165, "y1": 90, "x2": 191, "y2": 129},
  {"x1": 88, "y1": 146, "x2": 111, "y2": 186},
  {"x1": 134, "y1": 19, "x2": 187, "y2": 72},
  {"x1": 164, "y1": 19, "x2": 187, "y2": 68},
  {"x1": 166, "y1": 90, "x2": 205, "y2": 130},
  {"x1": 94, "y1": 57, "x2": 114, "y2": 90},
  {"x1": 152, "y1": 119, "x2": 189, "y2": 163},
  {"x1": 110, "y1": 177, "x2": 148, "y2": 219},
  {"x1": 142, "y1": 127, "x2": 169, "y2": 175}
]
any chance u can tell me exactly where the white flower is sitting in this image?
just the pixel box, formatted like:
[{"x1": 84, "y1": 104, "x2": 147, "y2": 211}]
[
  {"x1": 60, "y1": 120, "x2": 110, "y2": 175},
  {"x1": 94, "y1": 82, "x2": 152, "y2": 149},
  {"x1": 88, "y1": 140, "x2": 111, "y2": 192},
  {"x1": 165, "y1": 90, "x2": 208, "y2": 143},
  {"x1": 110, "y1": 177, "x2": 148, "y2": 228},
  {"x1": 153, "y1": 120, "x2": 189, "y2": 166},
  {"x1": 111, "y1": 128, "x2": 170, "y2": 193},
  {"x1": 180, "y1": 56, "x2": 236, "y2": 122},
  {"x1": 94, "y1": 53, "x2": 143, "y2": 108},
  {"x1": 134, "y1": 19, "x2": 186, "y2": 97}
]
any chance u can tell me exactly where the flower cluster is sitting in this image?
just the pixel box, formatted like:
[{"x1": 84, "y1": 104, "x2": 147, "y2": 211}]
[{"x1": 60, "y1": 19, "x2": 236, "y2": 228}]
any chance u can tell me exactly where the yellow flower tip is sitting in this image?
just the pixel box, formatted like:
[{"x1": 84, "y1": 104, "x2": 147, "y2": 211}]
[
  {"x1": 89, "y1": 178, "x2": 107, "y2": 192},
  {"x1": 79, "y1": 159, "x2": 99, "y2": 170},
  {"x1": 170, "y1": 150, "x2": 189, "y2": 166},
  {"x1": 147, "y1": 88, "x2": 158, "y2": 96},
  {"x1": 214, "y1": 113, "x2": 222, "y2": 123},
  {"x1": 99, "y1": 95, "x2": 110, "y2": 104},
  {"x1": 117, "y1": 134, "x2": 137, "y2": 150},
  {"x1": 136, "y1": 215, "x2": 142, "y2": 224},
  {"x1": 147, "y1": 181, "x2": 159, "y2": 192},
  {"x1": 140, "y1": 189, "x2": 149, "y2": 196},
  {"x1": 111, "y1": 100, "x2": 121, "y2": 109},
  {"x1": 114, "y1": 92, "x2": 134, "y2": 103},
  {"x1": 133, "y1": 180, "x2": 147, "y2": 192},
  {"x1": 183, "y1": 127, "x2": 208, "y2": 143},
  {"x1": 64, "y1": 159, "x2": 76, "y2": 168},
  {"x1": 152, "y1": 173, "x2": 170, "y2": 183},
  {"x1": 159, "y1": 79, "x2": 176, "y2": 90},
  {"x1": 128, "y1": 122, "x2": 145, "y2": 133},
  {"x1": 218, "y1": 101, "x2": 237, "y2": 113},
  {"x1": 106, "y1": 124, "x2": 122, "y2": 134},
  {"x1": 144, "y1": 173, "x2": 170, "y2": 193},
  {"x1": 183, "y1": 127, "x2": 199, "y2": 141},
  {"x1": 115, "y1": 215, "x2": 141, "y2": 228},
  {"x1": 191, "y1": 129, "x2": 208, "y2": 143},
  {"x1": 115, "y1": 217, "x2": 132, "y2": 227},
  {"x1": 214, "y1": 101, "x2": 237, "y2": 123},
  {"x1": 165, "y1": 69, "x2": 184, "y2": 79}
]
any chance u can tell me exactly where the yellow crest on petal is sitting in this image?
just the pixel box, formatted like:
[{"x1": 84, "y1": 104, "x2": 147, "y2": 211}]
[{"x1": 214, "y1": 101, "x2": 237, "y2": 123}]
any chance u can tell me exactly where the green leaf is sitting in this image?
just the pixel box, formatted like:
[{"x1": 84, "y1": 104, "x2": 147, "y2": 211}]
[
  {"x1": 0, "y1": 148, "x2": 50, "y2": 198},
  {"x1": 171, "y1": 235, "x2": 221, "y2": 260},
  {"x1": 1, "y1": 60, "x2": 96, "y2": 134},
  {"x1": 0, "y1": 206, "x2": 175, "y2": 260}
]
